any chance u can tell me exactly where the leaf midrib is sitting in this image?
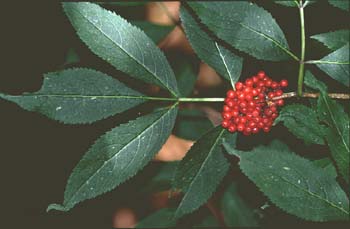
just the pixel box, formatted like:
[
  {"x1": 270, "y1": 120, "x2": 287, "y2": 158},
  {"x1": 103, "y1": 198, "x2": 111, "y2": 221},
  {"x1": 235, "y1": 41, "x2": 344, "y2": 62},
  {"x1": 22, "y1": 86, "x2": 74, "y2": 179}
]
[
  {"x1": 321, "y1": 95, "x2": 350, "y2": 159},
  {"x1": 72, "y1": 7, "x2": 178, "y2": 97},
  {"x1": 196, "y1": 3, "x2": 297, "y2": 60},
  {"x1": 243, "y1": 157, "x2": 349, "y2": 215},
  {"x1": 214, "y1": 42, "x2": 235, "y2": 88},
  {"x1": 64, "y1": 104, "x2": 177, "y2": 207},
  {"x1": 175, "y1": 128, "x2": 225, "y2": 216}
]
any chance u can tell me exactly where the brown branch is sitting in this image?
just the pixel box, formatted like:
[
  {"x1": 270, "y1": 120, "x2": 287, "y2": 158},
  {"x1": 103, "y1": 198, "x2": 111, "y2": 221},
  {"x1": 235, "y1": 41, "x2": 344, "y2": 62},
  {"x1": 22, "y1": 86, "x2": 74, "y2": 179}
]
[{"x1": 272, "y1": 92, "x2": 350, "y2": 100}]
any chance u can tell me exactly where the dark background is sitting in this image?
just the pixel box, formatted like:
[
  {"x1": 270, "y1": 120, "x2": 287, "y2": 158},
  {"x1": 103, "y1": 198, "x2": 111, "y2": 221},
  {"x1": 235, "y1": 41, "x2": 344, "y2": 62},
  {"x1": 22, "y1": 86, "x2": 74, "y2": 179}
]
[{"x1": 0, "y1": 1, "x2": 348, "y2": 228}]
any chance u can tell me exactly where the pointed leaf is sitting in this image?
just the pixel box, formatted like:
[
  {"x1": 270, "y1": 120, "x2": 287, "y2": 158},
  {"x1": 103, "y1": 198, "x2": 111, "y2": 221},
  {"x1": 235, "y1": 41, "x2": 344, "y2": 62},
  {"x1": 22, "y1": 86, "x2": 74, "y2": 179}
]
[
  {"x1": 180, "y1": 6, "x2": 242, "y2": 88},
  {"x1": 47, "y1": 104, "x2": 178, "y2": 212},
  {"x1": 221, "y1": 183, "x2": 258, "y2": 227},
  {"x1": 311, "y1": 30, "x2": 350, "y2": 51},
  {"x1": 315, "y1": 44, "x2": 349, "y2": 87},
  {"x1": 63, "y1": 2, "x2": 179, "y2": 97},
  {"x1": 173, "y1": 126, "x2": 230, "y2": 219},
  {"x1": 0, "y1": 68, "x2": 145, "y2": 124},
  {"x1": 274, "y1": 104, "x2": 327, "y2": 145},
  {"x1": 317, "y1": 94, "x2": 350, "y2": 183},
  {"x1": 328, "y1": 0, "x2": 349, "y2": 11},
  {"x1": 304, "y1": 70, "x2": 327, "y2": 92},
  {"x1": 131, "y1": 21, "x2": 175, "y2": 44},
  {"x1": 135, "y1": 208, "x2": 177, "y2": 228},
  {"x1": 188, "y1": 2, "x2": 295, "y2": 61},
  {"x1": 238, "y1": 140, "x2": 349, "y2": 221}
]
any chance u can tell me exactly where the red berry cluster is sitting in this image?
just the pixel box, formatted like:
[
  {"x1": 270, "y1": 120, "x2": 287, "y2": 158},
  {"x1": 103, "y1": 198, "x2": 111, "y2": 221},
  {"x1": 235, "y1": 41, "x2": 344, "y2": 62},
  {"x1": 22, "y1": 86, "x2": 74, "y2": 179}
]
[{"x1": 222, "y1": 71, "x2": 288, "y2": 135}]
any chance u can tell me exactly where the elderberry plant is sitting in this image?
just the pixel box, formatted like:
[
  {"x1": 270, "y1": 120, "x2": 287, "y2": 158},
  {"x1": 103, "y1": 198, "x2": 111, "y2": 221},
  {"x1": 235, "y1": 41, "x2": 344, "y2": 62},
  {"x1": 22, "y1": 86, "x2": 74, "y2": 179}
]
[{"x1": 0, "y1": 1, "x2": 349, "y2": 227}]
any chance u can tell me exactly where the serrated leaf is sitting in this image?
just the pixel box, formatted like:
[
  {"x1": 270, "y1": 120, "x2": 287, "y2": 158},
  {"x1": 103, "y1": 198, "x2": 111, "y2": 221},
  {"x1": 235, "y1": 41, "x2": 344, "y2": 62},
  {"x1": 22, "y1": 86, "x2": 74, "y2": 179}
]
[
  {"x1": 313, "y1": 158, "x2": 338, "y2": 179},
  {"x1": 221, "y1": 183, "x2": 258, "y2": 227},
  {"x1": 317, "y1": 94, "x2": 350, "y2": 183},
  {"x1": 135, "y1": 208, "x2": 177, "y2": 228},
  {"x1": 274, "y1": 104, "x2": 327, "y2": 145},
  {"x1": 328, "y1": 0, "x2": 349, "y2": 11},
  {"x1": 236, "y1": 140, "x2": 349, "y2": 221},
  {"x1": 63, "y1": 2, "x2": 179, "y2": 97},
  {"x1": 174, "y1": 109, "x2": 213, "y2": 141},
  {"x1": 188, "y1": 2, "x2": 294, "y2": 61},
  {"x1": 131, "y1": 21, "x2": 175, "y2": 44},
  {"x1": 0, "y1": 68, "x2": 145, "y2": 124},
  {"x1": 315, "y1": 44, "x2": 349, "y2": 87},
  {"x1": 311, "y1": 30, "x2": 350, "y2": 51},
  {"x1": 173, "y1": 126, "x2": 230, "y2": 219},
  {"x1": 180, "y1": 6, "x2": 242, "y2": 88},
  {"x1": 47, "y1": 104, "x2": 178, "y2": 212},
  {"x1": 304, "y1": 70, "x2": 327, "y2": 93}
]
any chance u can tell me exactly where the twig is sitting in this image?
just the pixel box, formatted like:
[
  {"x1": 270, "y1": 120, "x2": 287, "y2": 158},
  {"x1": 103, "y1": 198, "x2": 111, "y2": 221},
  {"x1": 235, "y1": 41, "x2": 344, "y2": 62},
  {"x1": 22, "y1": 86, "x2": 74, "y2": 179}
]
[{"x1": 272, "y1": 92, "x2": 350, "y2": 100}]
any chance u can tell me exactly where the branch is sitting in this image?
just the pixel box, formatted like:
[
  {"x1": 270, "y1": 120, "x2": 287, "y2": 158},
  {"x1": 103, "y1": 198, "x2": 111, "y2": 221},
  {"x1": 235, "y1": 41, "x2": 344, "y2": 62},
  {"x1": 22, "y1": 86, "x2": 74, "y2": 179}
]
[{"x1": 272, "y1": 92, "x2": 350, "y2": 100}]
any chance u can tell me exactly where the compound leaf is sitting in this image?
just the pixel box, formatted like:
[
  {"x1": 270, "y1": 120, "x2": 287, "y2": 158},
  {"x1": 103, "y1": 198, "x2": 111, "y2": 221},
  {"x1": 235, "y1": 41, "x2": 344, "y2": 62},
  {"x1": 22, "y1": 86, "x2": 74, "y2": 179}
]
[
  {"x1": 0, "y1": 68, "x2": 145, "y2": 124},
  {"x1": 47, "y1": 104, "x2": 178, "y2": 211},
  {"x1": 188, "y1": 2, "x2": 294, "y2": 61},
  {"x1": 180, "y1": 6, "x2": 242, "y2": 88},
  {"x1": 236, "y1": 140, "x2": 349, "y2": 221},
  {"x1": 274, "y1": 104, "x2": 327, "y2": 145},
  {"x1": 63, "y1": 2, "x2": 179, "y2": 97},
  {"x1": 311, "y1": 30, "x2": 350, "y2": 51},
  {"x1": 173, "y1": 126, "x2": 230, "y2": 219},
  {"x1": 315, "y1": 44, "x2": 349, "y2": 87}
]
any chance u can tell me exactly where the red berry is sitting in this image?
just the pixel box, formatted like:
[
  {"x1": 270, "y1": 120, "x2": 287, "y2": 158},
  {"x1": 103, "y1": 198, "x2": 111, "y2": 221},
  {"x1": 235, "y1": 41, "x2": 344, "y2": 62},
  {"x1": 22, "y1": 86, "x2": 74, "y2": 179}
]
[
  {"x1": 223, "y1": 105, "x2": 230, "y2": 112},
  {"x1": 222, "y1": 112, "x2": 232, "y2": 119},
  {"x1": 222, "y1": 120, "x2": 229, "y2": 128},
  {"x1": 263, "y1": 126, "x2": 271, "y2": 132},
  {"x1": 245, "y1": 79, "x2": 253, "y2": 87},
  {"x1": 268, "y1": 92, "x2": 275, "y2": 99},
  {"x1": 257, "y1": 71, "x2": 265, "y2": 78},
  {"x1": 232, "y1": 110, "x2": 239, "y2": 117},
  {"x1": 235, "y1": 82, "x2": 244, "y2": 90},
  {"x1": 280, "y1": 79, "x2": 288, "y2": 87},
  {"x1": 276, "y1": 99, "x2": 284, "y2": 106},
  {"x1": 228, "y1": 125, "x2": 236, "y2": 132},
  {"x1": 227, "y1": 90, "x2": 235, "y2": 98},
  {"x1": 237, "y1": 123, "x2": 245, "y2": 132}
]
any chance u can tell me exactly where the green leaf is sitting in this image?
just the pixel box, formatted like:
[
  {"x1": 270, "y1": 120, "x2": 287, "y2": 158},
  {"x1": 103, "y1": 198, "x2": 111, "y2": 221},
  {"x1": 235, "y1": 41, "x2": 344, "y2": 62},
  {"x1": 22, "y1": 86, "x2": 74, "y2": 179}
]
[
  {"x1": 274, "y1": 104, "x2": 327, "y2": 145},
  {"x1": 135, "y1": 208, "x2": 177, "y2": 228},
  {"x1": 194, "y1": 215, "x2": 220, "y2": 227},
  {"x1": 174, "y1": 109, "x2": 213, "y2": 141},
  {"x1": 0, "y1": 68, "x2": 145, "y2": 124},
  {"x1": 180, "y1": 6, "x2": 242, "y2": 88},
  {"x1": 315, "y1": 44, "x2": 349, "y2": 87},
  {"x1": 236, "y1": 140, "x2": 349, "y2": 221},
  {"x1": 317, "y1": 94, "x2": 350, "y2": 183},
  {"x1": 172, "y1": 57, "x2": 198, "y2": 97},
  {"x1": 131, "y1": 21, "x2": 175, "y2": 44},
  {"x1": 47, "y1": 104, "x2": 178, "y2": 212},
  {"x1": 188, "y1": 2, "x2": 295, "y2": 61},
  {"x1": 221, "y1": 183, "x2": 258, "y2": 227},
  {"x1": 173, "y1": 126, "x2": 230, "y2": 219},
  {"x1": 274, "y1": 1, "x2": 299, "y2": 7},
  {"x1": 311, "y1": 30, "x2": 350, "y2": 51},
  {"x1": 304, "y1": 70, "x2": 327, "y2": 93},
  {"x1": 274, "y1": 0, "x2": 316, "y2": 7},
  {"x1": 313, "y1": 158, "x2": 338, "y2": 179},
  {"x1": 143, "y1": 162, "x2": 179, "y2": 193},
  {"x1": 328, "y1": 0, "x2": 349, "y2": 11},
  {"x1": 63, "y1": 2, "x2": 179, "y2": 97}
]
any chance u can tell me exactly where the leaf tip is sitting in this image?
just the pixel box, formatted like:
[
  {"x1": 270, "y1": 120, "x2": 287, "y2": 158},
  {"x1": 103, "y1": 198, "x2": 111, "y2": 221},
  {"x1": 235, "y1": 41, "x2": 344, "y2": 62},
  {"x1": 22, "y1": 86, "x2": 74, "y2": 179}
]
[{"x1": 46, "y1": 203, "x2": 68, "y2": 213}]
